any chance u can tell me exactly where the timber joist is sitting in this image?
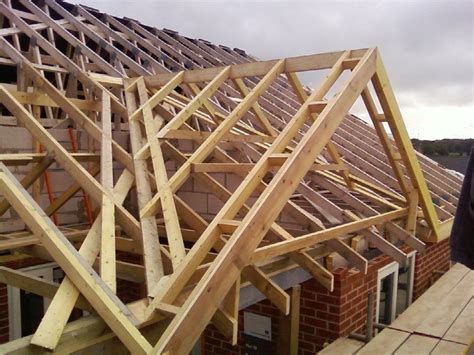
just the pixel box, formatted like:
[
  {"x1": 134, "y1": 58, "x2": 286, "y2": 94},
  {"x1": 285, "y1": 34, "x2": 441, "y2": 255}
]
[{"x1": 0, "y1": 1, "x2": 462, "y2": 354}]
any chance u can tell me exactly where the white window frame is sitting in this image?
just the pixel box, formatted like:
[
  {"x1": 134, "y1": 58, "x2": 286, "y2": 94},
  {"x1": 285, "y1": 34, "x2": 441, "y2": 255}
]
[
  {"x1": 8, "y1": 262, "x2": 56, "y2": 340},
  {"x1": 405, "y1": 251, "x2": 416, "y2": 309},
  {"x1": 376, "y1": 261, "x2": 399, "y2": 326}
]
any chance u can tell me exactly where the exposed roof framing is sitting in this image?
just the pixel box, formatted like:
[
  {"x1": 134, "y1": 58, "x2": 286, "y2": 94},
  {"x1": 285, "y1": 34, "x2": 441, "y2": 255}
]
[{"x1": 0, "y1": 1, "x2": 462, "y2": 354}]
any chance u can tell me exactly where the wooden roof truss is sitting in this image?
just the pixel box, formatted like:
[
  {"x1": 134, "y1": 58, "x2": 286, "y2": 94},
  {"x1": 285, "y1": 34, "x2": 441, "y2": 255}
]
[{"x1": 0, "y1": 1, "x2": 462, "y2": 354}]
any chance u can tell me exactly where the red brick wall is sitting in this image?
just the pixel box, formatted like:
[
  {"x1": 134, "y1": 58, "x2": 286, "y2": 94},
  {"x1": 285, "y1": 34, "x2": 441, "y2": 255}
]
[
  {"x1": 289, "y1": 254, "x2": 391, "y2": 353},
  {"x1": 413, "y1": 238, "x2": 450, "y2": 300},
  {"x1": 202, "y1": 255, "x2": 392, "y2": 354},
  {"x1": 0, "y1": 239, "x2": 452, "y2": 349},
  {"x1": 0, "y1": 283, "x2": 8, "y2": 344},
  {"x1": 116, "y1": 252, "x2": 144, "y2": 304},
  {"x1": 203, "y1": 244, "x2": 453, "y2": 354}
]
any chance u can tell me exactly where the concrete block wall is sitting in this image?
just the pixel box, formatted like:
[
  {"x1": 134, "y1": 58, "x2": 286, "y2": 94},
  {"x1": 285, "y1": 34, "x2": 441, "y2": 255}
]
[{"x1": 0, "y1": 127, "x2": 129, "y2": 233}]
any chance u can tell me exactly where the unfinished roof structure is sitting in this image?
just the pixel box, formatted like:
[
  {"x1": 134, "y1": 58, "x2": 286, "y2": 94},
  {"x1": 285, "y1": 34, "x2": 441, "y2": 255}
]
[{"x1": 0, "y1": 1, "x2": 462, "y2": 354}]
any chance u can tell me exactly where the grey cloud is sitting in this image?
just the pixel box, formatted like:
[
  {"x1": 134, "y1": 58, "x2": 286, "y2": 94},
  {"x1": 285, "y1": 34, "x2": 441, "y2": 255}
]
[{"x1": 69, "y1": 0, "x2": 474, "y2": 137}]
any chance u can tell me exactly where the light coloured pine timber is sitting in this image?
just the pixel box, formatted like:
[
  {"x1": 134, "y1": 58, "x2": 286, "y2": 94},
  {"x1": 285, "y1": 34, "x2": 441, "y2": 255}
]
[
  {"x1": 187, "y1": 145, "x2": 333, "y2": 291},
  {"x1": 18, "y1": 0, "x2": 122, "y2": 77},
  {"x1": 124, "y1": 82, "x2": 164, "y2": 292},
  {"x1": 372, "y1": 54, "x2": 440, "y2": 240},
  {"x1": 136, "y1": 78, "x2": 186, "y2": 268},
  {"x1": 243, "y1": 266, "x2": 290, "y2": 315},
  {"x1": 44, "y1": 164, "x2": 100, "y2": 217},
  {"x1": 20, "y1": 62, "x2": 134, "y2": 172},
  {"x1": 341, "y1": 57, "x2": 361, "y2": 70},
  {"x1": 277, "y1": 285, "x2": 301, "y2": 355},
  {"x1": 144, "y1": 48, "x2": 369, "y2": 87},
  {"x1": 164, "y1": 141, "x2": 332, "y2": 296},
  {"x1": 251, "y1": 208, "x2": 407, "y2": 263},
  {"x1": 42, "y1": 0, "x2": 147, "y2": 78},
  {"x1": 0, "y1": 246, "x2": 332, "y2": 355},
  {"x1": 157, "y1": 66, "x2": 230, "y2": 137},
  {"x1": 76, "y1": 4, "x2": 162, "y2": 73},
  {"x1": 361, "y1": 87, "x2": 413, "y2": 200},
  {"x1": 31, "y1": 170, "x2": 135, "y2": 350},
  {"x1": 325, "y1": 238, "x2": 367, "y2": 273},
  {"x1": 0, "y1": 153, "x2": 100, "y2": 165},
  {"x1": 0, "y1": 85, "x2": 142, "y2": 242},
  {"x1": 326, "y1": 140, "x2": 355, "y2": 189},
  {"x1": 406, "y1": 188, "x2": 419, "y2": 234},
  {"x1": 187, "y1": 82, "x2": 220, "y2": 120},
  {"x1": 343, "y1": 208, "x2": 409, "y2": 265},
  {"x1": 311, "y1": 174, "x2": 378, "y2": 217},
  {"x1": 350, "y1": 174, "x2": 406, "y2": 204},
  {"x1": 148, "y1": 52, "x2": 349, "y2": 312},
  {"x1": 163, "y1": 129, "x2": 275, "y2": 143},
  {"x1": 211, "y1": 307, "x2": 237, "y2": 343},
  {"x1": 285, "y1": 67, "x2": 355, "y2": 190},
  {"x1": 232, "y1": 77, "x2": 277, "y2": 136},
  {"x1": 8, "y1": 89, "x2": 101, "y2": 111},
  {"x1": 363, "y1": 229, "x2": 408, "y2": 265},
  {"x1": 269, "y1": 225, "x2": 333, "y2": 291},
  {"x1": 0, "y1": 155, "x2": 54, "y2": 216},
  {"x1": 2, "y1": 49, "x2": 131, "y2": 174},
  {"x1": 99, "y1": 91, "x2": 116, "y2": 292},
  {"x1": 285, "y1": 72, "x2": 308, "y2": 103},
  {"x1": 192, "y1": 162, "x2": 255, "y2": 173},
  {"x1": 297, "y1": 182, "x2": 344, "y2": 223},
  {"x1": 0, "y1": 266, "x2": 93, "y2": 313},
  {"x1": 222, "y1": 275, "x2": 240, "y2": 345},
  {"x1": 136, "y1": 77, "x2": 185, "y2": 269},
  {"x1": 129, "y1": 71, "x2": 184, "y2": 121},
  {"x1": 140, "y1": 59, "x2": 286, "y2": 218},
  {"x1": 151, "y1": 49, "x2": 376, "y2": 354},
  {"x1": 385, "y1": 222, "x2": 426, "y2": 253},
  {"x1": 0, "y1": 165, "x2": 151, "y2": 354},
  {"x1": 0, "y1": 4, "x2": 126, "y2": 115},
  {"x1": 154, "y1": 302, "x2": 180, "y2": 317}
]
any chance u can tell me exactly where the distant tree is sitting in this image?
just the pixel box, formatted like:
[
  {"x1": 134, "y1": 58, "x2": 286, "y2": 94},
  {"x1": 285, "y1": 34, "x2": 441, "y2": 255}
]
[
  {"x1": 423, "y1": 145, "x2": 435, "y2": 155},
  {"x1": 411, "y1": 138, "x2": 474, "y2": 156}
]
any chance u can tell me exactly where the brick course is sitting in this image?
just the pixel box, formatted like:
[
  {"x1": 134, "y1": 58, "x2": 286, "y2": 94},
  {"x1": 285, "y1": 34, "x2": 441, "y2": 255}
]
[{"x1": 202, "y1": 239, "x2": 452, "y2": 354}]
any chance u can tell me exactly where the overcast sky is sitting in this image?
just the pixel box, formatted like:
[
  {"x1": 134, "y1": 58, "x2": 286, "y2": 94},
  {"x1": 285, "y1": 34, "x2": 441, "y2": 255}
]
[{"x1": 70, "y1": 0, "x2": 473, "y2": 140}]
